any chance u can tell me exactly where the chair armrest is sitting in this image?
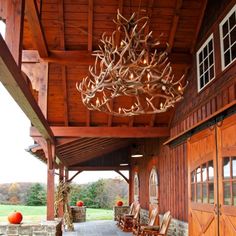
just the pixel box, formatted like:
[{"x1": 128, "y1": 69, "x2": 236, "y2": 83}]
[{"x1": 141, "y1": 225, "x2": 160, "y2": 231}]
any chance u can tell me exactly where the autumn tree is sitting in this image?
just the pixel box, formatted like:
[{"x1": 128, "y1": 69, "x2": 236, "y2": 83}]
[{"x1": 26, "y1": 183, "x2": 46, "y2": 206}]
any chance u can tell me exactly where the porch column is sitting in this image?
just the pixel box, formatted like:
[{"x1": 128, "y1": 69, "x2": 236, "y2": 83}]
[
  {"x1": 129, "y1": 169, "x2": 132, "y2": 204},
  {"x1": 58, "y1": 164, "x2": 64, "y2": 217},
  {"x1": 46, "y1": 141, "x2": 55, "y2": 220}
]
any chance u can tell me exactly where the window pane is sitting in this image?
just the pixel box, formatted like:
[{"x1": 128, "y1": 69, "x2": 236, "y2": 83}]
[
  {"x1": 224, "y1": 35, "x2": 230, "y2": 51},
  {"x1": 202, "y1": 164, "x2": 207, "y2": 182},
  {"x1": 224, "y1": 50, "x2": 231, "y2": 66},
  {"x1": 191, "y1": 171, "x2": 195, "y2": 183},
  {"x1": 223, "y1": 157, "x2": 231, "y2": 179},
  {"x1": 223, "y1": 21, "x2": 229, "y2": 36},
  {"x1": 204, "y1": 71, "x2": 209, "y2": 84},
  {"x1": 199, "y1": 52, "x2": 203, "y2": 63},
  {"x1": 203, "y1": 45, "x2": 208, "y2": 58},
  {"x1": 200, "y1": 63, "x2": 203, "y2": 75},
  {"x1": 224, "y1": 182, "x2": 231, "y2": 205},
  {"x1": 191, "y1": 184, "x2": 195, "y2": 202},
  {"x1": 196, "y1": 167, "x2": 201, "y2": 182},
  {"x1": 229, "y1": 12, "x2": 236, "y2": 29},
  {"x1": 200, "y1": 76, "x2": 204, "y2": 88},
  {"x1": 208, "y1": 40, "x2": 213, "y2": 52},
  {"x1": 209, "y1": 182, "x2": 214, "y2": 204},
  {"x1": 232, "y1": 43, "x2": 236, "y2": 61},
  {"x1": 209, "y1": 66, "x2": 214, "y2": 80},
  {"x1": 230, "y1": 27, "x2": 236, "y2": 45},
  {"x1": 203, "y1": 183, "x2": 207, "y2": 203},
  {"x1": 233, "y1": 182, "x2": 236, "y2": 205},
  {"x1": 208, "y1": 161, "x2": 214, "y2": 181},
  {"x1": 209, "y1": 52, "x2": 214, "y2": 66},
  {"x1": 197, "y1": 183, "x2": 201, "y2": 203},
  {"x1": 204, "y1": 58, "x2": 208, "y2": 70},
  {"x1": 233, "y1": 157, "x2": 236, "y2": 178}
]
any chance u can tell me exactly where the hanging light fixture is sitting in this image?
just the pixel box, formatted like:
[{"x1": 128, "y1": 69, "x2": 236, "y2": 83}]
[{"x1": 76, "y1": 10, "x2": 188, "y2": 116}]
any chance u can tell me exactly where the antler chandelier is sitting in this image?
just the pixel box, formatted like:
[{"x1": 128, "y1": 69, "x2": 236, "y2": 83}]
[{"x1": 77, "y1": 10, "x2": 187, "y2": 116}]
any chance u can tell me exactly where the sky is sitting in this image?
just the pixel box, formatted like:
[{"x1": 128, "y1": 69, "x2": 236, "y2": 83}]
[{"x1": 0, "y1": 21, "x2": 127, "y2": 184}]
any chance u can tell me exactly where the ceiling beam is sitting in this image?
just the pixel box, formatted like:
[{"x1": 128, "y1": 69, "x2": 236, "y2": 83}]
[
  {"x1": 88, "y1": 0, "x2": 93, "y2": 51},
  {"x1": 63, "y1": 142, "x2": 130, "y2": 165},
  {"x1": 0, "y1": 35, "x2": 54, "y2": 142},
  {"x1": 31, "y1": 126, "x2": 169, "y2": 138},
  {"x1": 191, "y1": 0, "x2": 208, "y2": 54},
  {"x1": 68, "y1": 166, "x2": 129, "y2": 171},
  {"x1": 168, "y1": 0, "x2": 183, "y2": 52},
  {"x1": 5, "y1": 0, "x2": 25, "y2": 66},
  {"x1": 25, "y1": 0, "x2": 48, "y2": 57},
  {"x1": 38, "y1": 50, "x2": 192, "y2": 66}
]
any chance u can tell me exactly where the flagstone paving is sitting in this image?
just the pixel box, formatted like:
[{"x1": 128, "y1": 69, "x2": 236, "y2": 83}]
[{"x1": 63, "y1": 220, "x2": 132, "y2": 236}]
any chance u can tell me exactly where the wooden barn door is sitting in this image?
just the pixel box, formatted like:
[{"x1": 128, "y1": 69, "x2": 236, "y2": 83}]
[
  {"x1": 217, "y1": 114, "x2": 236, "y2": 236},
  {"x1": 188, "y1": 128, "x2": 218, "y2": 236},
  {"x1": 188, "y1": 114, "x2": 236, "y2": 236}
]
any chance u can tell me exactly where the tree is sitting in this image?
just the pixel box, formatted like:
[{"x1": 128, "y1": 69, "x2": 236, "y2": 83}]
[{"x1": 26, "y1": 183, "x2": 46, "y2": 206}]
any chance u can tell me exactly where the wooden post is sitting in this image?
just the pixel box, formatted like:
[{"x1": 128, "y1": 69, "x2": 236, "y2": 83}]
[
  {"x1": 58, "y1": 165, "x2": 64, "y2": 218},
  {"x1": 46, "y1": 141, "x2": 55, "y2": 221},
  {"x1": 65, "y1": 168, "x2": 69, "y2": 182},
  {"x1": 129, "y1": 169, "x2": 132, "y2": 205},
  {"x1": 5, "y1": 0, "x2": 25, "y2": 66}
]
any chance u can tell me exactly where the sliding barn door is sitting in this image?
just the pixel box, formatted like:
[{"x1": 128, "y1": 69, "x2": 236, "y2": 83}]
[
  {"x1": 217, "y1": 114, "x2": 236, "y2": 236},
  {"x1": 188, "y1": 114, "x2": 236, "y2": 236},
  {"x1": 188, "y1": 128, "x2": 218, "y2": 236}
]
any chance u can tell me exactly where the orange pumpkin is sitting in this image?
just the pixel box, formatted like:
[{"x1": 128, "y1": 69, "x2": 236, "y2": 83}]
[
  {"x1": 116, "y1": 200, "x2": 123, "y2": 206},
  {"x1": 76, "y1": 200, "x2": 84, "y2": 207},
  {"x1": 8, "y1": 211, "x2": 23, "y2": 224}
]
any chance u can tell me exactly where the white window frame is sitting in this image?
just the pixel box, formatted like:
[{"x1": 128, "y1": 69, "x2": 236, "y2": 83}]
[
  {"x1": 134, "y1": 172, "x2": 139, "y2": 201},
  {"x1": 196, "y1": 34, "x2": 215, "y2": 92},
  {"x1": 219, "y1": 4, "x2": 236, "y2": 70},
  {"x1": 149, "y1": 167, "x2": 158, "y2": 205}
]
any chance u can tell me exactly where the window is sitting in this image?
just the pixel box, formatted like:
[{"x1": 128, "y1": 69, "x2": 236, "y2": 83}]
[
  {"x1": 222, "y1": 156, "x2": 236, "y2": 206},
  {"x1": 134, "y1": 172, "x2": 139, "y2": 201},
  {"x1": 149, "y1": 167, "x2": 158, "y2": 205},
  {"x1": 191, "y1": 160, "x2": 214, "y2": 204},
  {"x1": 0, "y1": 20, "x2": 6, "y2": 39},
  {"x1": 219, "y1": 4, "x2": 236, "y2": 70},
  {"x1": 196, "y1": 34, "x2": 215, "y2": 91}
]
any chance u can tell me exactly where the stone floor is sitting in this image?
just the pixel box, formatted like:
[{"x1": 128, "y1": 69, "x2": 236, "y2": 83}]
[{"x1": 63, "y1": 220, "x2": 132, "y2": 236}]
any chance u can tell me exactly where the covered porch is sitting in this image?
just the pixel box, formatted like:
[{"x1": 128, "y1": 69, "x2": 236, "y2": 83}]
[{"x1": 0, "y1": 0, "x2": 236, "y2": 236}]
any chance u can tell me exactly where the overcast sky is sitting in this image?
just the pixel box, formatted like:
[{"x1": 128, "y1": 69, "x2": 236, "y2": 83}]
[{"x1": 0, "y1": 21, "x2": 126, "y2": 184}]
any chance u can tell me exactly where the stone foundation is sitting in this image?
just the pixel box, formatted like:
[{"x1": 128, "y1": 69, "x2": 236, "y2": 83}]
[
  {"x1": 113, "y1": 206, "x2": 130, "y2": 220},
  {"x1": 140, "y1": 209, "x2": 188, "y2": 236},
  {"x1": 0, "y1": 219, "x2": 62, "y2": 236},
  {"x1": 71, "y1": 206, "x2": 86, "y2": 223}
]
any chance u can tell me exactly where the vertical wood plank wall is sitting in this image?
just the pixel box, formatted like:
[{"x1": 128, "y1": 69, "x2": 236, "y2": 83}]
[{"x1": 131, "y1": 139, "x2": 188, "y2": 222}]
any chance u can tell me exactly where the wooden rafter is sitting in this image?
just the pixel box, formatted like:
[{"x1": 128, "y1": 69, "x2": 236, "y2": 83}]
[
  {"x1": 25, "y1": 0, "x2": 48, "y2": 57},
  {"x1": 42, "y1": 50, "x2": 192, "y2": 66},
  {"x1": 31, "y1": 126, "x2": 169, "y2": 138},
  {"x1": 115, "y1": 0, "x2": 123, "y2": 46},
  {"x1": 115, "y1": 170, "x2": 129, "y2": 183},
  {"x1": 88, "y1": 0, "x2": 93, "y2": 51},
  {"x1": 190, "y1": 0, "x2": 208, "y2": 54},
  {"x1": 5, "y1": 0, "x2": 25, "y2": 66},
  {"x1": 67, "y1": 171, "x2": 82, "y2": 182},
  {"x1": 63, "y1": 142, "x2": 130, "y2": 165},
  {"x1": 69, "y1": 166, "x2": 129, "y2": 171},
  {"x1": 0, "y1": 36, "x2": 54, "y2": 142},
  {"x1": 168, "y1": 0, "x2": 183, "y2": 52}
]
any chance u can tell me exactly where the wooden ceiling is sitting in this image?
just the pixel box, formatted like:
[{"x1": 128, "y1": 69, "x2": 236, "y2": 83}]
[{"x1": 14, "y1": 0, "x2": 207, "y2": 169}]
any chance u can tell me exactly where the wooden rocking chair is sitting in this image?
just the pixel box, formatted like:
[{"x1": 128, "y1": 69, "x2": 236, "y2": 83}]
[
  {"x1": 120, "y1": 202, "x2": 140, "y2": 232},
  {"x1": 140, "y1": 211, "x2": 171, "y2": 236},
  {"x1": 133, "y1": 204, "x2": 159, "y2": 236},
  {"x1": 117, "y1": 201, "x2": 135, "y2": 227}
]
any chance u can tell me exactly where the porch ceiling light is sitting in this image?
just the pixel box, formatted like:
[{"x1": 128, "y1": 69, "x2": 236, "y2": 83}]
[{"x1": 76, "y1": 10, "x2": 187, "y2": 116}]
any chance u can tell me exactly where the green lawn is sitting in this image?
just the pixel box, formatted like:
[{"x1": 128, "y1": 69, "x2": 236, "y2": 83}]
[{"x1": 0, "y1": 205, "x2": 113, "y2": 223}]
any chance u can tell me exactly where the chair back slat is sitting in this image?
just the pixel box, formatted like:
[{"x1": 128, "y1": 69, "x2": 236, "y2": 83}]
[
  {"x1": 148, "y1": 207, "x2": 158, "y2": 226},
  {"x1": 159, "y1": 211, "x2": 171, "y2": 235},
  {"x1": 128, "y1": 202, "x2": 135, "y2": 215}
]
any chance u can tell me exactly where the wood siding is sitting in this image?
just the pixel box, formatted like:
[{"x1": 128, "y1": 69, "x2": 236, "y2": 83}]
[
  {"x1": 170, "y1": 0, "x2": 236, "y2": 139},
  {"x1": 131, "y1": 139, "x2": 188, "y2": 222}
]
